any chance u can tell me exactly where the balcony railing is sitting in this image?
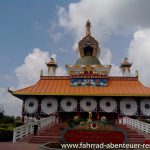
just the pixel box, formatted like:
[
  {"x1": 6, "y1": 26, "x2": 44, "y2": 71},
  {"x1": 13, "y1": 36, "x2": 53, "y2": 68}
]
[
  {"x1": 119, "y1": 117, "x2": 150, "y2": 134},
  {"x1": 12, "y1": 114, "x2": 59, "y2": 143}
]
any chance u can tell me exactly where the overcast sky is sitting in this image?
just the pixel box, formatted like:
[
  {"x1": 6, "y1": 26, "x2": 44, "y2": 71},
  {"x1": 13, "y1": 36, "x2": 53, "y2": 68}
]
[{"x1": 0, "y1": 0, "x2": 150, "y2": 116}]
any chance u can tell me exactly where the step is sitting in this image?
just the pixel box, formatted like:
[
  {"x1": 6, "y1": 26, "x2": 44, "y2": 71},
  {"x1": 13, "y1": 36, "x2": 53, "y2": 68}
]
[
  {"x1": 127, "y1": 135, "x2": 144, "y2": 138},
  {"x1": 116, "y1": 124, "x2": 146, "y2": 144}
]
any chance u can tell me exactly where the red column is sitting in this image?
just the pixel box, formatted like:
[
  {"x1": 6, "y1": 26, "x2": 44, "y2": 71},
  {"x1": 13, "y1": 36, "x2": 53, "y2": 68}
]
[
  {"x1": 77, "y1": 101, "x2": 80, "y2": 117},
  {"x1": 96, "y1": 112, "x2": 100, "y2": 120}
]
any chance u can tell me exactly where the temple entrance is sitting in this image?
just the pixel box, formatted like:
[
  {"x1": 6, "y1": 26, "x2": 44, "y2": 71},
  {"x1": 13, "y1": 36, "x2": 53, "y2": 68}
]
[
  {"x1": 59, "y1": 112, "x2": 77, "y2": 122},
  {"x1": 59, "y1": 112, "x2": 118, "y2": 123},
  {"x1": 80, "y1": 112, "x2": 97, "y2": 120},
  {"x1": 99, "y1": 112, "x2": 118, "y2": 124}
]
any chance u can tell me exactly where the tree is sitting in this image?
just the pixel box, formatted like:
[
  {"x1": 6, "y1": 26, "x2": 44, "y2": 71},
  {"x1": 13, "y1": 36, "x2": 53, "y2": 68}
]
[{"x1": 0, "y1": 104, "x2": 4, "y2": 118}]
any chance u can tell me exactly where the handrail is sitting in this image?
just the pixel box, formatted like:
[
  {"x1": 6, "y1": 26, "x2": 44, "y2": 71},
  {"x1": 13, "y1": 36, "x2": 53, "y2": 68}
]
[
  {"x1": 119, "y1": 117, "x2": 150, "y2": 134},
  {"x1": 12, "y1": 114, "x2": 59, "y2": 143}
]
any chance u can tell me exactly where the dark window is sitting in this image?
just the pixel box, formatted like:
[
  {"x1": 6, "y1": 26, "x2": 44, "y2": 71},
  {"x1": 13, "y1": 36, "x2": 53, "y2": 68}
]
[
  {"x1": 66, "y1": 101, "x2": 71, "y2": 107},
  {"x1": 86, "y1": 101, "x2": 91, "y2": 107},
  {"x1": 126, "y1": 104, "x2": 131, "y2": 109},
  {"x1": 29, "y1": 102, "x2": 34, "y2": 107},
  {"x1": 84, "y1": 46, "x2": 93, "y2": 56},
  {"x1": 106, "y1": 101, "x2": 111, "y2": 107},
  {"x1": 47, "y1": 102, "x2": 52, "y2": 108},
  {"x1": 145, "y1": 104, "x2": 150, "y2": 109}
]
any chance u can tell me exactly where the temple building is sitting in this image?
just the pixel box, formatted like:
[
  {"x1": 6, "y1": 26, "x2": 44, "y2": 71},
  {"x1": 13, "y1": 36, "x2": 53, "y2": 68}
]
[{"x1": 10, "y1": 20, "x2": 150, "y2": 122}]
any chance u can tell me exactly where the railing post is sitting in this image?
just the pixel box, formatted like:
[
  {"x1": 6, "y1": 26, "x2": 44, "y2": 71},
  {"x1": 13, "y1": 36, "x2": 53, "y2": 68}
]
[
  {"x1": 119, "y1": 118, "x2": 122, "y2": 124},
  {"x1": 146, "y1": 125, "x2": 149, "y2": 134},
  {"x1": 12, "y1": 130, "x2": 16, "y2": 143},
  {"x1": 55, "y1": 115, "x2": 57, "y2": 123},
  {"x1": 12, "y1": 115, "x2": 57, "y2": 142},
  {"x1": 123, "y1": 117, "x2": 127, "y2": 125},
  {"x1": 50, "y1": 115, "x2": 52, "y2": 123},
  {"x1": 52, "y1": 115, "x2": 54, "y2": 123}
]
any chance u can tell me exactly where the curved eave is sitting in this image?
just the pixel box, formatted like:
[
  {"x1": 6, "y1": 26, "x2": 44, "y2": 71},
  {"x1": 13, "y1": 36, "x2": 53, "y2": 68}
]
[
  {"x1": 11, "y1": 91, "x2": 150, "y2": 97},
  {"x1": 10, "y1": 76, "x2": 150, "y2": 98}
]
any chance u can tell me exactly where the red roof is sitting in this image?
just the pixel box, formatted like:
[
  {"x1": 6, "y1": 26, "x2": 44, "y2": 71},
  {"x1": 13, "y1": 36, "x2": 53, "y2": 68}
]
[{"x1": 11, "y1": 76, "x2": 150, "y2": 97}]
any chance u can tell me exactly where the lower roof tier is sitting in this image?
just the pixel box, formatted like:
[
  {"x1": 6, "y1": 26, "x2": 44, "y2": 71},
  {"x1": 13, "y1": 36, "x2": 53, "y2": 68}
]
[{"x1": 10, "y1": 76, "x2": 150, "y2": 97}]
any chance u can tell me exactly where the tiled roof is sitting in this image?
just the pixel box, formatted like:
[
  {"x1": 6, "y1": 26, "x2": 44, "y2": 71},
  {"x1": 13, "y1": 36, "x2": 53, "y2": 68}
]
[{"x1": 11, "y1": 76, "x2": 150, "y2": 97}]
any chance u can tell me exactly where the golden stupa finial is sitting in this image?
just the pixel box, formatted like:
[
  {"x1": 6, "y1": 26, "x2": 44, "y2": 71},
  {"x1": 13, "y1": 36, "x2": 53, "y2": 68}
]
[{"x1": 86, "y1": 19, "x2": 91, "y2": 36}]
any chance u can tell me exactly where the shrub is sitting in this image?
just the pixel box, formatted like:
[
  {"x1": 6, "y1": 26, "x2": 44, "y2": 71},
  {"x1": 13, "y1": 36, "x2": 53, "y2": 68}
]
[
  {"x1": 67, "y1": 118, "x2": 86, "y2": 128},
  {"x1": 0, "y1": 124, "x2": 10, "y2": 129},
  {"x1": 14, "y1": 121, "x2": 23, "y2": 127},
  {"x1": 0, "y1": 128, "x2": 13, "y2": 142},
  {"x1": 139, "y1": 119, "x2": 150, "y2": 124},
  {"x1": 0, "y1": 116, "x2": 14, "y2": 124}
]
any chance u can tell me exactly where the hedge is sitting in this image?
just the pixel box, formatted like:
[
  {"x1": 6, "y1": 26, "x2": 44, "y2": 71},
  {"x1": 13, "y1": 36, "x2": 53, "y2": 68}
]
[
  {"x1": 0, "y1": 128, "x2": 13, "y2": 142},
  {"x1": 139, "y1": 119, "x2": 150, "y2": 124}
]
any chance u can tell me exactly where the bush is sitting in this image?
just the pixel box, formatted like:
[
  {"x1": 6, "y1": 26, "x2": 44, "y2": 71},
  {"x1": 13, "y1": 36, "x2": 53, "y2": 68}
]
[
  {"x1": 139, "y1": 119, "x2": 150, "y2": 124},
  {"x1": 0, "y1": 124, "x2": 10, "y2": 129},
  {"x1": 14, "y1": 121, "x2": 23, "y2": 127},
  {"x1": 0, "y1": 128, "x2": 13, "y2": 142},
  {"x1": 67, "y1": 118, "x2": 86, "y2": 128},
  {"x1": 0, "y1": 116, "x2": 14, "y2": 124}
]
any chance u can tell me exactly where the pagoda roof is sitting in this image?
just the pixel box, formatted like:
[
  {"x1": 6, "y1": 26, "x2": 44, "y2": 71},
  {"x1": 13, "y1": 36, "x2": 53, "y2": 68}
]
[{"x1": 10, "y1": 76, "x2": 150, "y2": 98}]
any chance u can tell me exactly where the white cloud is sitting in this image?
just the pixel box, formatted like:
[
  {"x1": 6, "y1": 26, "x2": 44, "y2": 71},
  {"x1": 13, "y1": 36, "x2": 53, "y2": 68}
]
[
  {"x1": 100, "y1": 48, "x2": 121, "y2": 76},
  {"x1": 1, "y1": 49, "x2": 66, "y2": 116},
  {"x1": 15, "y1": 48, "x2": 67, "y2": 88},
  {"x1": 50, "y1": 53, "x2": 67, "y2": 76},
  {"x1": 128, "y1": 29, "x2": 150, "y2": 87},
  {"x1": 50, "y1": 53, "x2": 57, "y2": 60},
  {"x1": 100, "y1": 48, "x2": 112, "y2": 65},
  {"x1": 15, "y1": 48, "x2": 49, "y2": 88},
  {"x1": 47, "y1": 22, "x2": 62, "y2": 43},
  {"x1": 58, "y1": 0, "x2": 150, "y2": 43},
  {"x1": 110, "y1": 65, "x2": 121, "y2": 76},
  {"x1": 0, "y1": 88, "x2": 22, "y2": 116},
  {"x1": 57, "y1": 0, "x2": 150, "y2": 79}
]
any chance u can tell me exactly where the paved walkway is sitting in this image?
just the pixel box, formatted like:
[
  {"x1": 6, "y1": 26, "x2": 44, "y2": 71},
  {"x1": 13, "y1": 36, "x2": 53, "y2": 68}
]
[{"x1": 0, "y1": 142, "x2": 40, "y2": 150}]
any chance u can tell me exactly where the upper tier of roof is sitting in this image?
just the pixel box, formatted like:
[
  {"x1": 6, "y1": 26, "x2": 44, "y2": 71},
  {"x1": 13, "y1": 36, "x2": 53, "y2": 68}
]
[{"x1": 10, "y1": 76, "x2": 150, "y2": 98}]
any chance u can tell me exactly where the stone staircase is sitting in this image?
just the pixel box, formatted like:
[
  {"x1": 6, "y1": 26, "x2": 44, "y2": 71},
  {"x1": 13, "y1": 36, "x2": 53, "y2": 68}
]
[
  {"x1": 116, "y1": 124, "x2": 145, "y2": 144},
  {"x1": 19, "y1": 123, "x2": 68, "y2": 144},
  {"x1": 19, "y1": 122, "x2": 147, "y2": 144}
]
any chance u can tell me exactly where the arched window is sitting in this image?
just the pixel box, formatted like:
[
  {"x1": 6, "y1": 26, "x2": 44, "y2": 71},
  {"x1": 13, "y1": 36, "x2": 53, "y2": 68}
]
[
  {"x1": 106, "y1": 101, "x2": 111, "y2": 107},
  {"x1": 86, "y1": 101, "x2": 91, "y2": 107},
  {"x1": 47, "y1": 102, "x2": 52, "y2": 108},
  {"x1": 29, "y1": 102, "x2": 34, "y2": 107},
  {"x1": 126, "y1": 103, "x2": 131, "y2": 109},
  {"x1": 84, "y1": 45, "x2": 93, "y2": 56},
  {"x1": 66, "y1": 101, "x2": 71, "y2": 107},
  {"x1": 145, "y1": 104, "x2": 150, "y2": 109}
]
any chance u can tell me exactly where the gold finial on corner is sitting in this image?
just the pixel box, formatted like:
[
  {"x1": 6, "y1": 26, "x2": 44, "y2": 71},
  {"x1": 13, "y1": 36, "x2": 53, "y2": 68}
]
[
  {"x1": 135, "y1": 70, "x2": 138, "y2": 77},
  {"x1": 86, "y1": 19, "x2": 91, "y2": 36},
  {"x1": 40, "y1": 69, "x2": 43, "y2": 76}
]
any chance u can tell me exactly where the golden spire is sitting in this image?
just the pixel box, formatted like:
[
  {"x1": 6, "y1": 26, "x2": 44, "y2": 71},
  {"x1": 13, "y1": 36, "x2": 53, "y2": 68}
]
[{"x1": 86, "y1": 19, "x2": 91, "y2": 36}]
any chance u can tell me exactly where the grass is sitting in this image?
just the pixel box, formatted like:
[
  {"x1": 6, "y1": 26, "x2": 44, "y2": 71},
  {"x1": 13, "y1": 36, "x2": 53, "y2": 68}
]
[{"x1": 139, "y1": 119, "x2": 150, "y2": 124}]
